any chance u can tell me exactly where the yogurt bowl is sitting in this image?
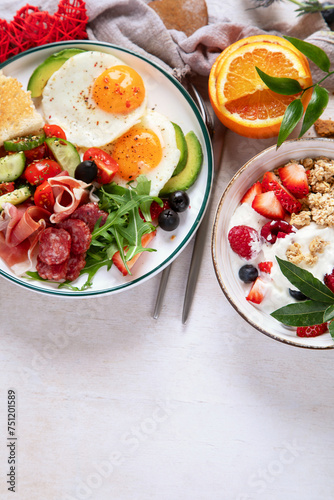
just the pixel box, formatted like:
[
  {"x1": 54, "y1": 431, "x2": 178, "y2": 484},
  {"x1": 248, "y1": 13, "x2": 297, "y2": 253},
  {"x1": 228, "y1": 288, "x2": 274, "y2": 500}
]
[{"x1": 211, "y1": 138, "x2": 334, "y2": 349}]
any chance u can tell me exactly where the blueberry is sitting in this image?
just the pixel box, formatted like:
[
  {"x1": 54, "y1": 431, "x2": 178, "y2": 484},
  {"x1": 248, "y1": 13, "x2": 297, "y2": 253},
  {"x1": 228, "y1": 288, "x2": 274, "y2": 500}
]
[
  {"x1": 322, "y1": 2, "x2": 334, "y2": 24},
  {"x1": 75, "y1": 160, "x2": 98, "y2": 183},
  {"x1": 158, "y1": 209, "x2": 180, "y2": 231},
  {"x1": 289, "y1": 288, "x2": 309, "y2": 301},
  {"x1": 168, "y1": 191, "x2": 190, "y2": 213},
  {"x1": 238, "y1": 264, "x2": 258, "y2": 283}
]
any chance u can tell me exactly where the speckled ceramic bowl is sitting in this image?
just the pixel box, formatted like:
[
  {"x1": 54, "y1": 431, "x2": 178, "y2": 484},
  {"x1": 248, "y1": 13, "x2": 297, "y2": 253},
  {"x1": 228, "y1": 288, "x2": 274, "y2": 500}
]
[{"x1": 212, "y1": 138, "x2": 334, "y2": 349}]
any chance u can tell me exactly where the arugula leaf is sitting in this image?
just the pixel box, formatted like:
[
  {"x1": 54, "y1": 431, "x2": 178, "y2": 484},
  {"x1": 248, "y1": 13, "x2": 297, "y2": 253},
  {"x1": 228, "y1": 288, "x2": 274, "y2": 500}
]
[
  {"x1": 284, "y1": 36, "x2": 331, "y2": 73},
  {"x1": 271, "y1": 300, "x2": 328, "y2": 326},
  {"x1": 136, "y1": 175, "x2": 160, "y2": 222},
  {"x1": 76, "y1": 257, "x2": 112, "y2": 290},
  {"x1": 299, "y1": 85, "x2": 329, "y2": 137},
  {"x1": 26, "y1": 271, "x2": 54, "y2": 283},
  {"x1": 276, "y1": 257, "x2": 334, "y2": 303},
  {"x1": 255, "y1": 67, "x2": 303, "y2": 95},
  {"x1": 277, "y1": 99, "x2": 304, "y2": 148}
]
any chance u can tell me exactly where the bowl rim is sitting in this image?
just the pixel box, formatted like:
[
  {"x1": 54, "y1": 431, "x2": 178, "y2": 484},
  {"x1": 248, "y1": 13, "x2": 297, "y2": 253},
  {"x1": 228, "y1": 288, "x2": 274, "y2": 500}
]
[{"x1": 211, "y1": 137, "x2": 334, "y2": 349}]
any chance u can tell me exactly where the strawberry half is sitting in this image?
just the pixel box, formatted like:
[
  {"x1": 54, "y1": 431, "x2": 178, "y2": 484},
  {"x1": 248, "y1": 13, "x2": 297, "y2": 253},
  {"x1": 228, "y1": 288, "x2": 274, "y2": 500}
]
[
  {"x1": 278, "y1": 163, "x2": 309, "y2": 199},
  {"x1": 246, "y1": 277, "x2": 267, "y2": 304},
  {"x1": 251, "y1": 191, "x2": 286, "y2": 220},
  {"x1": 296, "y1": 323, "x2": 328, "y2": 338},
  {"x1": 262, "y1": 171, "x2": 302, "y2": 214},
  {"x1": 241, "y1": 181, "x2": 262, "y2": 205},
  {"x1": 112, "y1": 230, "x2": 156, "y2": 276}
]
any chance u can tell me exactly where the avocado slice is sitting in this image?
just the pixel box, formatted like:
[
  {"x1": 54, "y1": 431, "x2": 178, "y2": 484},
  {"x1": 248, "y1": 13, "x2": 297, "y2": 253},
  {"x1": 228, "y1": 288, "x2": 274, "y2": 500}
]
[
  {"x1": 159, "y1": 131, "x2": 203, "y2": 196},
  {"x1": 27, "y1": 48, "x2": 86, "y2": 98},
  {"x1": 172, "y1": 122, "x2": 188, "y2": 177}
]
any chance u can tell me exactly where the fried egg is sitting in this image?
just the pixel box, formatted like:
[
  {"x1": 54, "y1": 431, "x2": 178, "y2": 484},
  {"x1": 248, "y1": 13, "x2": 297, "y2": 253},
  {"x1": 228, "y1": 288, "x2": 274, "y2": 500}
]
[
  {"x1": 42, "y1": 51, "x2": 147, "y2": 147},
  {"x1": 110, "y1": 110, "x2": 180, "y2": 196}
]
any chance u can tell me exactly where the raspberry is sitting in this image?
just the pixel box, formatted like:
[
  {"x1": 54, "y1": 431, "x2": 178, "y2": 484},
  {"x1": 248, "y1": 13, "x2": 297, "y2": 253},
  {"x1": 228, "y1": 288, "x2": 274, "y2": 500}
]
[
  {"x1": 296, "y1": 323, "x2": 328, "y2": 337},
  {"x1": 228, "y1": 225, "x2": 261, "y2": 260},
  {"x1": 324, "y1": 269, "x2": 334, "y2": 293},
  {"x1": 260, "y1": 220, "x2": 296, "y2": 244}
]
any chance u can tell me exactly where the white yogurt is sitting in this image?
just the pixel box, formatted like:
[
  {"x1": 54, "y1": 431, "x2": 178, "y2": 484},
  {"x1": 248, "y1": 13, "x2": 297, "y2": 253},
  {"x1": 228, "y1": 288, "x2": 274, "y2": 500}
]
[{"x1": 229, "y1": 203, "x2": 334, "y2": 314}]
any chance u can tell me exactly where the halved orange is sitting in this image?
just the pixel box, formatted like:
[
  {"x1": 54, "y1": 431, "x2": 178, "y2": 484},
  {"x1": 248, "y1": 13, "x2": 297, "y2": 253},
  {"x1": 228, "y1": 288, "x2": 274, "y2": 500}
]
[
  {"x1": 209, "y1": 36, "x2": 313, "y2": 139},
  {"x1": 213, "y1": 35, "x2": 310, "y2": 79}
]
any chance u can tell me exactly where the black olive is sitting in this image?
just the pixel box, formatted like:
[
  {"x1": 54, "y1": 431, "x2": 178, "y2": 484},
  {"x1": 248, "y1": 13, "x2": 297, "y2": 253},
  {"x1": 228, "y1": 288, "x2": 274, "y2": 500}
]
[
  {"x1": 289, "y1": 289, "x2": 309, "y2": 301},
  {"x1": 322, "y1": 2, "x2": 334, "y2": 24},
  {"x1": 75, "y1": 160, "x2": 98, "y2": 183},
  {"x1": 238, "y1": 264, "x2": 258, "y2": 283},
  {"x1": 168, "y1": 191, "x2": 190, "y2": 213},
  {"x1": 158, "y1": 209, "x2": 180, "y2": 231}
]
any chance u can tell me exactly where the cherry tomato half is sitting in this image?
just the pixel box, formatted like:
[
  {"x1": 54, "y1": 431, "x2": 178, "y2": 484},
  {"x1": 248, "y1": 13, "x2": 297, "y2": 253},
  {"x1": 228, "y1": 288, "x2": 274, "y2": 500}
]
[
  {"x1": 34, "y1": 181, "x2": 55, "y2": 212},
  {"x1": 24, "y1": 143, "x2": 48, "y2": 163},
  {"x1": 83, "y1": 147, "x2": 119, "y2": 184},
  {"x1": 43, "y1": 124, "x2": 67, "y2": 140},
  {"x1": 23, "y1": 159, "x2": 62, "y2": 186},
  {"x1": 0, "y1": 182, "x2": 15, "y2": 196}
]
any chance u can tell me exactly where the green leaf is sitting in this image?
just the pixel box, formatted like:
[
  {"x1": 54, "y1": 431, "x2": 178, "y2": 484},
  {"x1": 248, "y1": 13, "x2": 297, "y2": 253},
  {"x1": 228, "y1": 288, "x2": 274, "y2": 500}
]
[
  {"x1": 299, "y1": 85, "x2": 329, "y2": 137},
  {"x1": 255, "y1": 67, "x2": 303, "y2": 95},
  {"x1": 76, "y1": 257, "x2": 112, "y2": 290},
  {"x1": 329, "y1": 321, "x2": 334, "y2": 341},
  {"x1": 324, "y1": 304, "x2": 334, "y2": 322},
  {"x1": 284, "y1": 36, "x2": 331, "y2": 73},
  {"x1": 136, "y1": 175, "x2": 155, "y2": 222},
  {"x1": 277, "y1": 99, "x2": 304, "y2": 148},
  {"x1": 271, "y1": 300, "x2": 327, "y2": 327},
  {"x1": 276, "y1": 257, "x2": 334, "y2": 303}
]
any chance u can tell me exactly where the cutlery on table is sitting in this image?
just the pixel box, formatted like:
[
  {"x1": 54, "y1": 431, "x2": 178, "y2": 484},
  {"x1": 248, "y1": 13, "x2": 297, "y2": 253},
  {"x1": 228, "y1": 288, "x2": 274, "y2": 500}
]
[{"x1": 153, "y1": 83, "x2": 217, "y2": 322}]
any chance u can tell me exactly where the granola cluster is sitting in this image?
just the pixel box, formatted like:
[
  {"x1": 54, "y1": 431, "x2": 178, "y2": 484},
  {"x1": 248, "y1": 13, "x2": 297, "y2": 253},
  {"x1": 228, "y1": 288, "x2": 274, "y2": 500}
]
[
  {"x1": 289, "y1": 157, "x2": 334, "y2": 228},
  {"x1": 286, "y1": 236, "x2": 329, "y2": 266}
]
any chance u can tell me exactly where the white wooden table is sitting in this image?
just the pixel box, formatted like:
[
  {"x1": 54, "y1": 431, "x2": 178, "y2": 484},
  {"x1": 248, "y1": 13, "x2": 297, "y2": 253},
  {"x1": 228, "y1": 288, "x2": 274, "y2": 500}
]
[{"x1": 1, "y1": 110, "x2": 334, "y2": 500}]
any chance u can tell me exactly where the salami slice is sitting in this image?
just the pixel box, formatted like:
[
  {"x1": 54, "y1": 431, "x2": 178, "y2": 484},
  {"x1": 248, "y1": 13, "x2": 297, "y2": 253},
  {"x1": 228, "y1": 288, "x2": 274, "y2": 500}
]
[
  {"x1": 38, "y1": 227, "x2": 71, "y2": 265},
  {"x1": 58, "y1": 219, "x2": 92, "y2": 255},
  {"x1": 71, "y1": 202, "x2": 108, "y2": 232},
  {"x1": 36, "y1": 256, "x2": 68, "y2": 281},
  {"x1": 66, "y1": 253, "x2": 86, "y2": 281}
]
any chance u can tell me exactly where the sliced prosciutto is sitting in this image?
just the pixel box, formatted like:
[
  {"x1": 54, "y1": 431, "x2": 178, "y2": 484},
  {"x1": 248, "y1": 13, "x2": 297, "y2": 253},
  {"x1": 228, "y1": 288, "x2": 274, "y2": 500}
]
[
  {"x1": 48, "y1": 174, "x2": 90, "y2": 224},
  {"x1": 0, "y1": 203, "x2": 51, "y2": 275},
  {"x1": 1, "y1": 203, "x2": 51, "y2": 247}
]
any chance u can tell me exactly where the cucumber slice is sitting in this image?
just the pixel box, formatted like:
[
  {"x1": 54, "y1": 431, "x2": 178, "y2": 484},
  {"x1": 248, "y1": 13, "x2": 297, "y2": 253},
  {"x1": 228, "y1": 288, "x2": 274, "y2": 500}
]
[
  {"x1": 45, "y1": 137, "x2": 80, "y2": 177},
  {"x1": 4, "y1": 130, "x2": 46, "y2": 152},
  {"x1": 0, "y1": 152, "x2": 26, "y2": 182},
  {"x1": 0, "y1": 186, "x2": 31, "y2": 210}
]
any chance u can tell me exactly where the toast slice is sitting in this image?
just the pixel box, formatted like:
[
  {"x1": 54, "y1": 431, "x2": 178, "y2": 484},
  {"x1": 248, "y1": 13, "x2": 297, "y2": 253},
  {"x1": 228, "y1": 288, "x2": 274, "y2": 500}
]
[{"x1": 0, "y1": 70, "x2": 44, "y2": 146}]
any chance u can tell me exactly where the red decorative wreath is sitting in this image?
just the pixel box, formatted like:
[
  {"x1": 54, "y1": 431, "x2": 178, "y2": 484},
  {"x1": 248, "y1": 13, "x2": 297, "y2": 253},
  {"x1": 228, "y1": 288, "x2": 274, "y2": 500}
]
[{"x1": 0, "y1": 0, "x2": 88, "y2": 63}]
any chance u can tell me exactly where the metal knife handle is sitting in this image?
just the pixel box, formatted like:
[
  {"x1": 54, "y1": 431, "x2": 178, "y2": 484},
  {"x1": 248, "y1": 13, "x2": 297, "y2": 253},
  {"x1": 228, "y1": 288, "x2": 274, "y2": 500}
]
[
  {"x1": 182, "y1": 199, "x2": 212, "y2": 324},
  {"x1": 153, "y1": 264, "x2": 172, "y2": 319}
]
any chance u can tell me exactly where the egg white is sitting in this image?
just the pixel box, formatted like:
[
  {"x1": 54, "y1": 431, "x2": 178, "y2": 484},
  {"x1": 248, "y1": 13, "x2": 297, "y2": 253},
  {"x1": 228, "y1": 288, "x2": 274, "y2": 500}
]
[
  {"x1": 42, "y1": 51, "x2": 147, "y2": 148},
  {"x1": 110, "y1": 110, "x2": 180, "y2": 196}
]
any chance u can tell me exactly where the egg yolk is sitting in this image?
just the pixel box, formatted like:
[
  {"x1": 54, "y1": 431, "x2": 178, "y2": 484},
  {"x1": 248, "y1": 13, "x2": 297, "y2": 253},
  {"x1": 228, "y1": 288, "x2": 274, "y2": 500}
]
[
  {"x1": 112, "y1": 126, "x2": 162, "y2": 181},
  {"x1": 92, "y1": 65, "x2": 145, "y2": 114}
]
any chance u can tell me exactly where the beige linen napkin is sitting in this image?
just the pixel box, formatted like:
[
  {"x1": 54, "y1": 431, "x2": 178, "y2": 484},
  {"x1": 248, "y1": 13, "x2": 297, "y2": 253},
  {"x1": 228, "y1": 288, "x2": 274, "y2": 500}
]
[
  {"x1": 1, "y1": 0, "x2": 333, "y2": 86},
  {"x1": 85, "y1": 0, "x2": 334, "y2": 88}
]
